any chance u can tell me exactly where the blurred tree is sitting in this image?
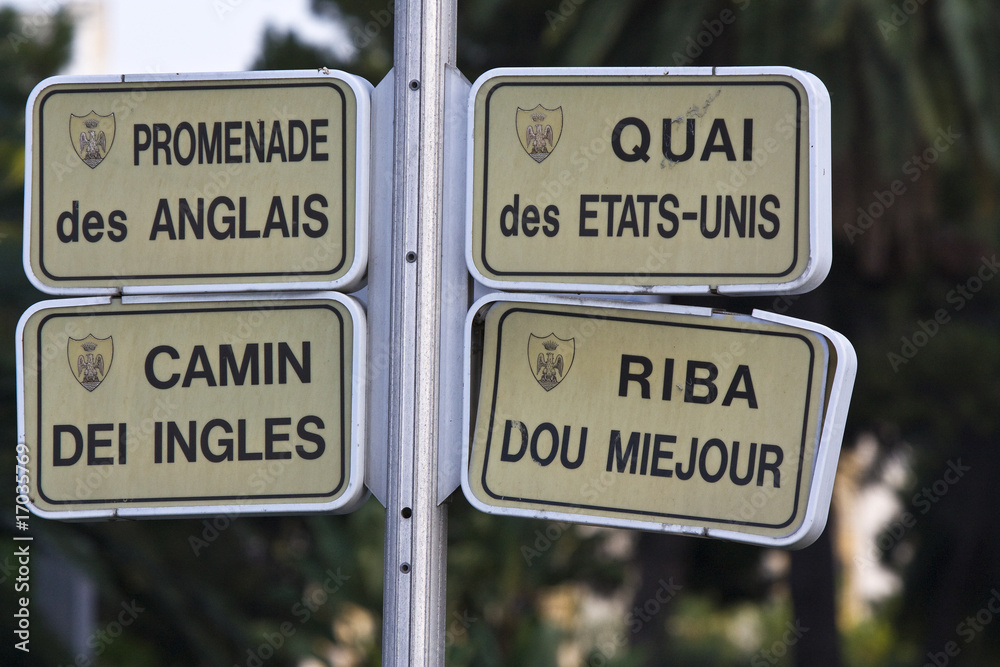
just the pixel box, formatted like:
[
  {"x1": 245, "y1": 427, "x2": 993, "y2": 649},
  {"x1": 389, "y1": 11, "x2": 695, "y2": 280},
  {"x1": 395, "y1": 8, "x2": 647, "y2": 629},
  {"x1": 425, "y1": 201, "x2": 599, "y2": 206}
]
[
  {"x1": 251, "y1": 0, "x2": 391, "y2": 83},
  {"x1": 0, "y1": 6, "x2": 72, "y2": 223}
]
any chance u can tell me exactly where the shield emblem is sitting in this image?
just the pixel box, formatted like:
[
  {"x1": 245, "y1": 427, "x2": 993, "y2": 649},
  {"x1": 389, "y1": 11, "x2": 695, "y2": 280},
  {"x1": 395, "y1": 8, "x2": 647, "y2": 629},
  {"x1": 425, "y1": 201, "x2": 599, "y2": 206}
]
[
  {"x1": 68, "y1": 335, "x2": 113, "y2": 392},
  {"x1": 516, "y1": 105, "x2": 563, "y2": 163},
  {"x1": 70, "y1": 111, "x2": 116, "y2": 168},
  {"x1": 528, "y1": 333, "x2": 575, "y2": 391}
]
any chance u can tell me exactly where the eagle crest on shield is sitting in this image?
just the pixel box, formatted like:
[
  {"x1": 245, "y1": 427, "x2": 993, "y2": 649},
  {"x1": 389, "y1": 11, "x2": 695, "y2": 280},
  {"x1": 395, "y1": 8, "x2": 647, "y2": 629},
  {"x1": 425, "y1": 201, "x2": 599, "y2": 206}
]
[
  {"x1": 528, "y1": 333, "x2": 575, "y2": 391},
  {"x1": 68, "y1": 334, "x2": 113, "y2": 392},
  {"x1": 516, "y1": 105, "x2": 563, "y2": 163},
  {"x1": 70, "y1": 111, "x2": 116, "y2": 168}
]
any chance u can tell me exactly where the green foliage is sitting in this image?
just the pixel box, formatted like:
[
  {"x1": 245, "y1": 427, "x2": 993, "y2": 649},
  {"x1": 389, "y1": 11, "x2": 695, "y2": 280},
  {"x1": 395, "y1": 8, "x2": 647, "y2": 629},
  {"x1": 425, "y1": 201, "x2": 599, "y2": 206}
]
[
  {"x1": 444, "y1": 501, "x2": 628, "y2": 664},
  {"x1": 20, "y1": 499, "x2": 386, "y2": 667},
  {"x1": 0, "y1": 11, "x2": 74, "y2": 667},
  {"x1": 251, "y1": 26, "x2": 343, "y2": 72},
  {"x1": 253, "y1": 0, "x2": 392, "y2": 82},
  {"x1": 0, "y1": 7, "x2": 72, "y2": 223},
  {"x1": 842, "y1": 600, "x2": 918, "y2": 667}
]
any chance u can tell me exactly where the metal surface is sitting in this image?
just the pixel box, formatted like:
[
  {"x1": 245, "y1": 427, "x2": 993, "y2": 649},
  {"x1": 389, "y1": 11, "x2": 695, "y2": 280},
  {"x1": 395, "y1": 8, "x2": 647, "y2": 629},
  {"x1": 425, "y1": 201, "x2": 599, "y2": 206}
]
[
  {"x1": 466, "y1": 66, "x2": 832, "y2": 295},
  {"x1": 381, "y1": 0, "x2": 456, "y2": 664},
  {"x1": 24, "y1": 70, "x2": 371, "y2": 296},
  {"x1": 461, "y1": 293, "x2": 856, "y2": 550},
  {"x1": 437, "y1": 65, "x2": 471, "y2": 502},
  {"x1": 365, "y1": 72, "x2": 395, "y2": 507},
  {"x1": 17, "y1": 291, "x2": 368, "y2": 520}
]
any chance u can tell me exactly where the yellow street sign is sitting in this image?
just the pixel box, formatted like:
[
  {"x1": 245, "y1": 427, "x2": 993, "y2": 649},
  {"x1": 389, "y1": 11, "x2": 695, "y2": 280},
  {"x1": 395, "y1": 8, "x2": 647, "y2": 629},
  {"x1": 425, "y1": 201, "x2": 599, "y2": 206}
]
[
  {"x1": 463, "y1": 296, "x2": 854, "y2": 548},
  {"x1": 25, "y1": 71, "x2": 370, "y2": 294},
  {"x1": 17, "y1": 294, "x2": 366, "y2": 518},
  {"x1": 468, "y1": 67, "x2": 831, "y2": 295}
]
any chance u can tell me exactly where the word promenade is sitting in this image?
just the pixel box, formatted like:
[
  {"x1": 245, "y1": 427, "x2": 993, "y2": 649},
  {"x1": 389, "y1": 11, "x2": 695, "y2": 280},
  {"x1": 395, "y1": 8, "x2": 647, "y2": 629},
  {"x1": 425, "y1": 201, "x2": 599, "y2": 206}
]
[{"x1": 133, "y1": 118, "x2": 331, "y2": 166}]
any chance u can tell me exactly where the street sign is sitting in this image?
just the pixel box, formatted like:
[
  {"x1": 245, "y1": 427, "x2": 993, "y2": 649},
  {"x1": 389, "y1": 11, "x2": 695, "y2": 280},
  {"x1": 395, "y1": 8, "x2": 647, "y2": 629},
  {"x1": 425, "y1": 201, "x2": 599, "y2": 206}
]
[
  {"x1": 467, "y1": 67, "x2": 831, "y2": 295},
  {"x1": 462, "y1": 294, "x2": 855, "y2": 549},
  {"x1": 24, "y1": 70, "x2": 371, "y2": 295},
  {"x1": 16, "y1": 292, "x2": 367, "y2": 519}
]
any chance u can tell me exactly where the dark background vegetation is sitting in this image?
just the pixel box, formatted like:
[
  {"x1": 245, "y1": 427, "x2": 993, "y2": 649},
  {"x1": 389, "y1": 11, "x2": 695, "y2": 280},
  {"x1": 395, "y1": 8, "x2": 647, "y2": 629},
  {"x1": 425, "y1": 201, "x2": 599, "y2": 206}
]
[{"x1": 2, "y1": 0, "x2": 1000, "y2": 665}]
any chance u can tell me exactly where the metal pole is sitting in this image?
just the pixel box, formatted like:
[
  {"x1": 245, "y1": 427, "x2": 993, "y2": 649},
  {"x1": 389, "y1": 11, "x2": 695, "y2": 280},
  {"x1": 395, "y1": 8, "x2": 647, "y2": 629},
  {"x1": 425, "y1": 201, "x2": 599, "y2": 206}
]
[{"x1": 383, "y1": 0, "x2": 456, "y2": 664}]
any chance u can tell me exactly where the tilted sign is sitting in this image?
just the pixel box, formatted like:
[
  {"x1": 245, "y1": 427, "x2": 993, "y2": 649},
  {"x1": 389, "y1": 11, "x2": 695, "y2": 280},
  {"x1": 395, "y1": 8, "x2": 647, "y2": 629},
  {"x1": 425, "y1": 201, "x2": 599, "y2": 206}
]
[
  {"x1": 16, "y1": 293, "x2": 366, "y2": 519},
  {"x1": 24, "y1": 70, "x2": 370, "y2": 294},
  {"x1": 462, "y1": 295, "x2": 855, "y2": 549},
  {"x1": 467, "y1": 67, "x2": 831, "y2": 295}
]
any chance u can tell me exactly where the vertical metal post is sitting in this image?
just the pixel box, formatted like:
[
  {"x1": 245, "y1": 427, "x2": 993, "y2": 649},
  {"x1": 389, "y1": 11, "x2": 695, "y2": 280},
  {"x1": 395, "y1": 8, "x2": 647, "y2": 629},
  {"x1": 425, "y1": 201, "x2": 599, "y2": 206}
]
[{"x1": 382, "y1": 0, "x2": 456, "y2": 664}]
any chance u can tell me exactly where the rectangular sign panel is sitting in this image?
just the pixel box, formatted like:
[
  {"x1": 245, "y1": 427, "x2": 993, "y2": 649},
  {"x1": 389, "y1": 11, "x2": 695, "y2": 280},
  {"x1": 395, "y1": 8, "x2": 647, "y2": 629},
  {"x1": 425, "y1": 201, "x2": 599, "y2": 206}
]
[
  {"x1": 16, "y1": 293, "x2": 366, "y2": 519},
  {"x1": 467, "y1": 67, "x2": 831, "y2": 295},
  {"x1": 25, "y1": 70, "x2": 370, "y2": 295},
  {"x1": 462, "y1": 295, "x2": 855, "y2": 548}
]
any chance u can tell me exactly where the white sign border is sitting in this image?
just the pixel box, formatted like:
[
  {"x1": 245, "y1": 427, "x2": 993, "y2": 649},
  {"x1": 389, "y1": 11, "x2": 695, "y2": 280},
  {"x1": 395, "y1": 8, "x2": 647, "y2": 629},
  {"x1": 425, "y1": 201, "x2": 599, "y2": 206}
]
[
  {"x1": 23, "y1": 69, "x2": 372, "y2": 296},
  {"x1": 16, "y1": 291, "x2": 368, "y2": 520},
  {"x1": 460, "y1": 292, "x2": 856, "y2": 550},
  {"x1": 465, "y1": 66, "x2": 832, "y2": 296}
]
